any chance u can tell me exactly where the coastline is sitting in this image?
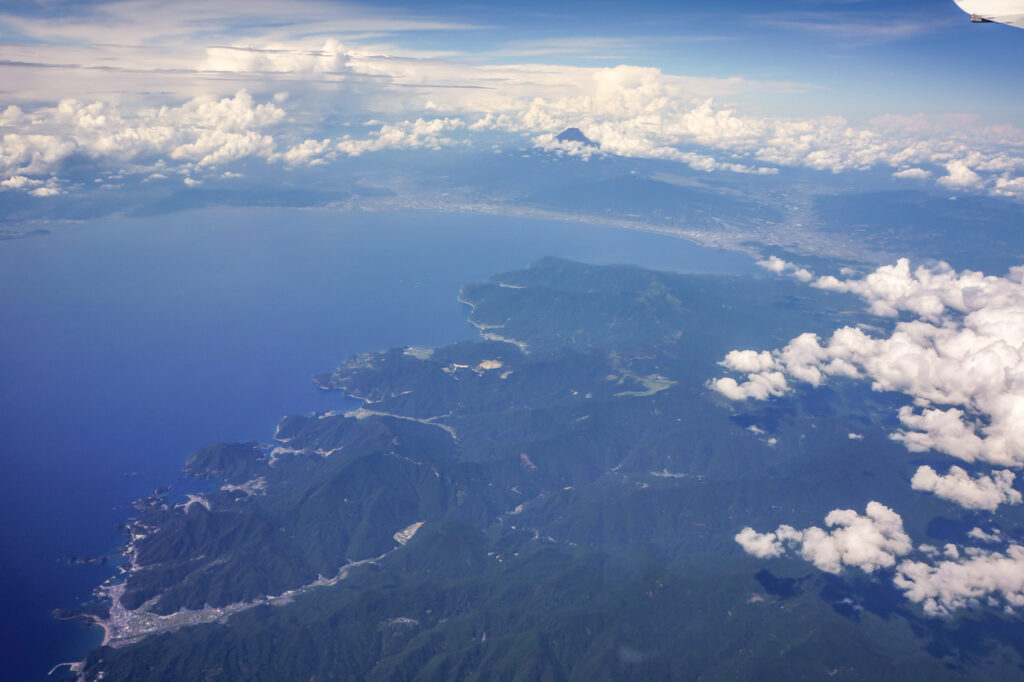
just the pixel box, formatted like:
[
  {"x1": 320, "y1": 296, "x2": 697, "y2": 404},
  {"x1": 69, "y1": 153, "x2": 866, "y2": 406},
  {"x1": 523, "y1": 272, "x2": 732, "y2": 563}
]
[
  {"x1": 456, "y1": 290, "x2": 530, "y2": 353},
  {"x1": 34, "y1": 209, "x2": 764, "y2": 678},
  {"x1": 46, "y1": 661, "x2": 81, "y2": 677}
]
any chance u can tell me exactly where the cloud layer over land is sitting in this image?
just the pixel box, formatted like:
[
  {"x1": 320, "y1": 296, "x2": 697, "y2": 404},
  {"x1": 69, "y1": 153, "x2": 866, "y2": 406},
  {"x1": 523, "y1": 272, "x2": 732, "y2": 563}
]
[
  {"x1": 895, "y1": 544, "x2": 1024, "y2": 617},
  {"x1": 910, "y1": 465, "x2": 1021, "y2": 512},
  {"x1": 716, "y1": 258, "x2": 1024, "y2": 471},
  {"x1": 1, "y1": 2, "x2": 1023, "y2": 198},
  {"x1": 737, "y1": 506, "x2": 1024, "y2": 617},
  {"x1": 727, "y1": 257, "x2": 1024, "y2": 617}
]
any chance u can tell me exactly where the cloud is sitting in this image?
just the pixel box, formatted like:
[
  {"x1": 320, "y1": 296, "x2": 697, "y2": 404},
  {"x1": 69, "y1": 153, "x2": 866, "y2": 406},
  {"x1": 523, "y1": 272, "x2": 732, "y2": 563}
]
[
  {"x1": 937, "y1": 160, "x2": 984, "y2": 190},
  {"x1": 756, "y1": 255, "x2": 813, "y2": 282},
  {"x1": 894, "y1": 545, "x2": 1024, "y2": 616},
  {"x1": 713, "y1": 259, "x2": 1024, "y2": 468},
  {"x1": 910, "y1": 465, "x2": 1022, "y2": 511},
  {"x1": 1, "y1": 174, "x2": 40, "y2": 189},
  {"x1": 172, "y1": 130, "x2": 277, "y2": 167},
  {"x1": 811, "y1": 258, "x2": 986, "y2": 320},
  {"x1": 483, "y1": 36, "x2": 641, "y2": 60},
  {"x1": 728, "y1": 259, "x2": 1024, "y2": 616},
  {"x1": 735, "y1": 526, "x2": 789, "y2": 559},
  {"x1": 0, "y1": 133, "x2": 76, "y2": 177},
  {"x1": 736, "y1": 501, "x2": 912, "y2": 574},
  {"x1": 2, "y1": 173, "x2": 62, "y2": 196},
  {"x1": 457, "y1": 80, "x2": 1023, "y2": 190},
  {"x1": 994, "y1": 175, "x2": 1024, "y2": 199},
  {"x1": 29, "y1": 184, "x2": 61, "y2": 197},
  {"x1": 0, "y1": 90, "x2": 286, "y2": 183},
  {"x1": 754, "y1": 12, "x2": 953, "y2": 47},
  {"x1": 199, "y1": 40, "x2": 354, "y2": 77},
  {"x1": 1, "y1": 3, "x2": 1022, "y2": 194},
  {"x1": 275, "y1": 138, "x2": 332, "y2": 166},
  {"x1": 967, "y1": 527, "x2": 1006, "y2": 544},
  {"x1": 0, "y1": 85, "x2": 477, "y2": 191},
  {"x1": 710, "y1": 360, "x2": 789, "y2": 400},
  {"x1": 0, "y1": 89, "x2": 408, "y2": 188},
  {"x1": 531, "y1": 132, "x2": 602, "y2": 161},
  {"x1": 0, "y1": 105, "x2": 25, "y2": 127},
  {"x1": 721, "y1": 349, "x2": 777, "y2": 374},
  {"x1": 756, "y1": 255, "x2": 791, "y2": 274},
  {"x1": 0, "y1": 0, "x2": 480, "y2": 51},
  {"x1": 892, "y1": 167, "x2": 931, "y2": 180},
  {"x1": 738, "y1": 499, "x2": 1024, "y2": 619},
  {"x1": 335, "y1": 117, "x2": 465, "y2": 156},
  {"x1": 452, "y1": 67, "x2": 789, "y2": 174}
]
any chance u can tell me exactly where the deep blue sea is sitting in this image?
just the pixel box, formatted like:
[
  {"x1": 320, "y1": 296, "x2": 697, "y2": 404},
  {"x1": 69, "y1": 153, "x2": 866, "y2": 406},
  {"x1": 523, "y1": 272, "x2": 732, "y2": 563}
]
[{"x1": 0, "y1": 207, "x2": 757, "y2": 680}]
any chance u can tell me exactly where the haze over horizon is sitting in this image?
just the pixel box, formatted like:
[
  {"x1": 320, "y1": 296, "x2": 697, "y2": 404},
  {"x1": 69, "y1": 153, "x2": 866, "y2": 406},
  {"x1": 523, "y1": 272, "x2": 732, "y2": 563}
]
[{"x1": 2, "y1": 0, "x2": 1023, "y2": 205}]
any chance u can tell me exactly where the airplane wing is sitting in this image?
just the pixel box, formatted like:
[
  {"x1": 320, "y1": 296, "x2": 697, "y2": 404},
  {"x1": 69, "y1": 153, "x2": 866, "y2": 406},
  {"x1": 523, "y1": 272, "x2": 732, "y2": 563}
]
[{"x1": 954, "y1": 0, "x2": 1024, "y2": 28}]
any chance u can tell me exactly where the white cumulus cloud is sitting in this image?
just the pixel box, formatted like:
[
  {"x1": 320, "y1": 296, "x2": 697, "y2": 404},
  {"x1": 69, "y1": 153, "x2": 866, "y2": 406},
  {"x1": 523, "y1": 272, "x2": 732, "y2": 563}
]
[
  {"x1": 894, "y1": 545, "x2": 1024, "y2": 617},
  {"x1": 937, "y1": 160, "x2": 984, "y2": 190},
  {"x1": 893, "y1": 167, "x2": 932, "y2": 180},
  {"x1": 0, "y1": 90, "x2": 289, "y2": 186},
  {"x1": 335, "y1": 117, "x2": 465, "y2": 156},
  {"x1": 910, "y1": 465, "x2": 1022, "y2": 512},
  {"x1": 713, "y1": 259, "x2": 1024, "y2": 468},
  {"x1": 967, "y1": 527, "x2": 1006, "y2": 544},
  {"x1": 1, "y1": 174, "x2": 41, "y2": 189},
  {"x1": 735, "y1": 501, "x2": 912, "y2": 575},
  {"x1": 756, "y1": 255, "x2": 813, "y2": 282}
]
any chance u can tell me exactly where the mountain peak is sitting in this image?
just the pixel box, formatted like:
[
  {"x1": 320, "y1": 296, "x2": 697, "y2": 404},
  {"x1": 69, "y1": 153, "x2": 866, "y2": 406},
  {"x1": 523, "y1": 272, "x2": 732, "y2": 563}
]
[{"x1": 555, "y1": 127, "x2": 598, "y2": 147}]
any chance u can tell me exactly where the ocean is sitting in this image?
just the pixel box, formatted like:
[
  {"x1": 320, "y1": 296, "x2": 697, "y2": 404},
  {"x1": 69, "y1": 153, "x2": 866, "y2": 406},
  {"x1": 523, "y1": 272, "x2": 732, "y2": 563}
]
[{"x1": 0, "y1": 207, "x2": 757, "y2": 680}]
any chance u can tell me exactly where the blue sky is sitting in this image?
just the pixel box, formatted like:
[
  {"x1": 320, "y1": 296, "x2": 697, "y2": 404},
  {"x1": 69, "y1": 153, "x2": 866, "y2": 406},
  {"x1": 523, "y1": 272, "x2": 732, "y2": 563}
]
[
  {"x1": 381, "y1": 0, "x2": 1024, "y2": 122},
  {"x1": 2, "y1": 0, "x2": 1020, "y2": 120},
  {"x1": 0, "y1": 0, "x2": 1022, "y2": 200}
]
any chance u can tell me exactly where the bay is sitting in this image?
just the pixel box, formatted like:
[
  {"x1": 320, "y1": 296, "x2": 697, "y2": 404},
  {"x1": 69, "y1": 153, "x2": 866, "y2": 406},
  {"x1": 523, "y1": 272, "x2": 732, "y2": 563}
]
[{"x1": 0, "y1": 207, "x2": 756, "y2": 680}]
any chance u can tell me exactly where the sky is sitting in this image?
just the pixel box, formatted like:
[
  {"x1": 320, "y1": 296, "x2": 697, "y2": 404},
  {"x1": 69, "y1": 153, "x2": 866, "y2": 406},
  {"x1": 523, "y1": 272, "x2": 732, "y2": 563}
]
[
  {"x1": 2, "y1": 0, "x2": 1020, "y2": 118},
  {"x1": 1, "y1": 0, "x2": 1023, "y2": 202}
]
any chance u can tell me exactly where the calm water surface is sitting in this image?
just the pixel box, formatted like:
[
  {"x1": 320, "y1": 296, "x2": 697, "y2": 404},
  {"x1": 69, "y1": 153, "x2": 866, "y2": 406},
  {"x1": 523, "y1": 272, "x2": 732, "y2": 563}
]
[{"x1": 0, "y1": 207, "x2": 757, "y2": 680}]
